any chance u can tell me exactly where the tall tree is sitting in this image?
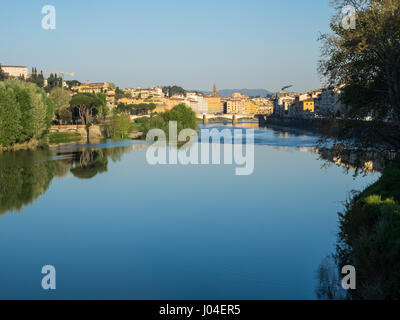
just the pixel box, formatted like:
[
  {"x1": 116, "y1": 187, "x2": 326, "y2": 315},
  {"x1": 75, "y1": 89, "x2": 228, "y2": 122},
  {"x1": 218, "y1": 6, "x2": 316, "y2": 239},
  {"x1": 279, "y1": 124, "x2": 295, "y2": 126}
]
[
  {"x1": 50, "y1": 87, "x2": 72, "y2": 124},
  {"x1": 70, "y1": 93, "x2": 102, "y2": 141},
  {"x1": 0, "y1": 86, "x2": 22, "y2": 146},
  {"x1": 319, "y1": 0, "x2": 400, "y2": 151}
]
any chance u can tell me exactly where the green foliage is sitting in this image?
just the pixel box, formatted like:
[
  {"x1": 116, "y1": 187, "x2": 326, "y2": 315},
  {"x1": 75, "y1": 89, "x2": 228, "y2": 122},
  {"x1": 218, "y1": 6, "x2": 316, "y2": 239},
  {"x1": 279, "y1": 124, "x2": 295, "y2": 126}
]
[
  {"x1": 115, "y1": 102, "x2": 156, "y2": 115},
  {"x1": 66, "y1": 80, "x2": 81, "y2": 90},
  {"x1": 140, "y1": 103, "x2": 198, "y2": 137},
  {"x1": 70, "y1": 93, "x2": 102, "y2": 125},
  {"x1": 0, "y1": 86, "x2": 22, "y2": 145},
  {"x1": 50, "y1": 88, "x2": 72, "y2": 124},
  {"x1": 0, "y1": 149, "x2": 62, "y2": 215},
  {"x1": 162, "y1": 85, "x2": 186, "y2": 98},
  {"x1": 29, "y1": 68, "x2": 45, "y2": 88},
  {"x1": 47, "y1": 132, "x2": 82, "y2": 144},
  {"x1": 104, "y1": 114, "x2": 132, "y2": 139},
  {"x1": 0, "y1": 64, "x2": 8, "y2": 81},
  {"x1": 337, "y1": 161, "x2": 400, "y2": 299},
  {"x1": 0, "y1": 146, "x2": 133, "y2": 215},
  {"x1": 115, "y1": 87, "x2": 131, "y2": 100},
  {"x1": 319, "y1": 0, "x2": 400, "y2": 149},
  {"x1": 46, "y1": 73, "x2": 62, "y2": 92},
  {"x1": 96, "y1": 92, "x2": 110, "y2": 120},
  {"x1": 70, "y1": 150, "x2": 108, "y2": 179},
  {"x1": 0, "y1": 80, "x2": 53, "y2": 147}
]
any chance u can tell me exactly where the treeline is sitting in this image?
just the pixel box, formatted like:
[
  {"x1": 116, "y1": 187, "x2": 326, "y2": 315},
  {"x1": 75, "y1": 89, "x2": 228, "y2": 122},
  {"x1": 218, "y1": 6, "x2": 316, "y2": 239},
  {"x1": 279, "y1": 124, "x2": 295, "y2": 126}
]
[
  {"x1": 0, "y1": 79, "x2": 111, "y2": 147},
  {"x1": 162, "y1": 85, "x2": 186, "y2": 98},
  {"x1": 0, "y1": 80, "x2": 54, "y2": 147},
  {"x1": 115, "y1": 102, "x2": 156, "y2": 115}
]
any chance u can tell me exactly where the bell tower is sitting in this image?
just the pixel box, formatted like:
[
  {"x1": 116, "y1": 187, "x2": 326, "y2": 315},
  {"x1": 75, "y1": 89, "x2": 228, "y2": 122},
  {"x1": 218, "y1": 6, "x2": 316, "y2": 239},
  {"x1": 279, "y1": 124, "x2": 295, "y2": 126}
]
[{"x1": 212, "y1": 83, "x2": 220, "y2": 97}]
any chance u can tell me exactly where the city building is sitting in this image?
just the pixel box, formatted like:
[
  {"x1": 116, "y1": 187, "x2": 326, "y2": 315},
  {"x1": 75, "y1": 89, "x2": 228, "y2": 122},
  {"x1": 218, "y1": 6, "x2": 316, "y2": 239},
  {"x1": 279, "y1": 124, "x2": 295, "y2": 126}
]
[
  {"x1": 252, "y1": 97, "x2": 274, "y2": 115},
  {"x1": 245, "y1": 100, "x2": 258, "y2": 115},
  {"x1": 186, "y1": 93, "x2": 208, "y2": 114},
  {"x1": 0, "y1": 65, "x2": 29, "y2": 79},
  {"x1": 77, "y1": 81, "x2": 116, "y2": 106},
  {"x1": 320, "y1": 86, "x2": 349, "y2": 116},
  {"x1": 205, "y1": 96, "x2": 223, "y2": 114},
  {"x1": 124, "y1": 87, "x2": 164, "y2": 99},
  {"x1": 224, "y1": 98, "x2": 247, "y2": 114}
]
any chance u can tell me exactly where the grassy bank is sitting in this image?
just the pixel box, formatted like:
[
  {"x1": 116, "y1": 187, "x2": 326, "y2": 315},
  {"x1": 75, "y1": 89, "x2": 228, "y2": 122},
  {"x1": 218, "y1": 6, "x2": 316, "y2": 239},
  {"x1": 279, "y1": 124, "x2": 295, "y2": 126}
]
[
  {"x1": 338, "y1": 160, "x2": 400, "y2": 299},
  {"x1": 47, "y1": 132, "x2": 82, "y2": 144}
]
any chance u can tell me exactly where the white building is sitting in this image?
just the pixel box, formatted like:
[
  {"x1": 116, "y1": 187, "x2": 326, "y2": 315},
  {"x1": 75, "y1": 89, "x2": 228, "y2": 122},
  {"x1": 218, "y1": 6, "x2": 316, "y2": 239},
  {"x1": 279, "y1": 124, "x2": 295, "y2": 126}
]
[
  {"x1": 320, "y1": 86, "x2": 349, "y2": 116},
  {"x1": 186, "y1": 93, "x2": 208, "y2": 114},
  {"x1": 1, "y1": 65, "x2": 29, "y2": 79}
]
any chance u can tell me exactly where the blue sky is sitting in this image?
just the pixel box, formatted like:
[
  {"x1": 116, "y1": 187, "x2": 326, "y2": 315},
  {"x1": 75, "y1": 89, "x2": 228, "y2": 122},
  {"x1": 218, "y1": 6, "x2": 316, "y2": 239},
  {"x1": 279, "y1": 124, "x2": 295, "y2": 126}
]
[{"x1": 0, "y1": 0, "x2": 333, "y2": 92}]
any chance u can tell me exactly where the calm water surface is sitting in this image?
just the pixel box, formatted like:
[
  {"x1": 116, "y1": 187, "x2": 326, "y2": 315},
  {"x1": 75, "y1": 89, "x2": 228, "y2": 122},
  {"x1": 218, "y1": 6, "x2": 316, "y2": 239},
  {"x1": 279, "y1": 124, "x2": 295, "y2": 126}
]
[{"x1": 0, "y1": 123, "x2": 378, "y2": 299}]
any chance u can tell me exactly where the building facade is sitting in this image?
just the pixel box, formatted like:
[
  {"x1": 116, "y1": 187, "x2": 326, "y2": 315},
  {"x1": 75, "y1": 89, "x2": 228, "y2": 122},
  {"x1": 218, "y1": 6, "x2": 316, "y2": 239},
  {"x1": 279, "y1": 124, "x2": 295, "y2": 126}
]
[{"x1": 1, "y1": 65, "x2": 29, "y2": 78}]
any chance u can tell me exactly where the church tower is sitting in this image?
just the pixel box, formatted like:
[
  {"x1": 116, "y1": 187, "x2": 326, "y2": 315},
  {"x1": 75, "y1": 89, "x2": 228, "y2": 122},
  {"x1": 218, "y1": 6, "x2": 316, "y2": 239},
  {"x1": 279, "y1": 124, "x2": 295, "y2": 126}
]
[{"x1": 212, "y1": 83, "x2": 220, "y2": 97}]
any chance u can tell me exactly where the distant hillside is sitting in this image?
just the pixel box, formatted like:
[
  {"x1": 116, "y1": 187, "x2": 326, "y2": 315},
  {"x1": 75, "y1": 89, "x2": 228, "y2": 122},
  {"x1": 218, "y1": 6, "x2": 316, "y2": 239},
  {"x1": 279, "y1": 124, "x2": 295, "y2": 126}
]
[{"x1": 199, "y1": 89, "x2": 273, "y2": 97}]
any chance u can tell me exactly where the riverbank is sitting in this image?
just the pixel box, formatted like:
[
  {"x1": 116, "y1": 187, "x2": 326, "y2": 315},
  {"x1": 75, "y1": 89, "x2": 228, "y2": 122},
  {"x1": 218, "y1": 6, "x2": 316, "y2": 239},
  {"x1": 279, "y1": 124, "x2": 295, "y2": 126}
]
[
  {"x1": 0, "y1": 139, "x2": 46, "y2": 152},
  {"x1": 336, "y1": 160, "x2": 400, "y2": 299},
  {"x1": 258, "y1": 117, "x2": 342, "y2": 137}
]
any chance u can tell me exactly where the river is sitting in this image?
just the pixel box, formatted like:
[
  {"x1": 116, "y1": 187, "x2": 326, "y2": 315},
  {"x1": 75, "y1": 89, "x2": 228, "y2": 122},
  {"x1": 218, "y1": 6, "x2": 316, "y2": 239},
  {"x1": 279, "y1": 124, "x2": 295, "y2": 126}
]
[{"x1": 0, "y1": 122, "x2": 378, "y2": 299}]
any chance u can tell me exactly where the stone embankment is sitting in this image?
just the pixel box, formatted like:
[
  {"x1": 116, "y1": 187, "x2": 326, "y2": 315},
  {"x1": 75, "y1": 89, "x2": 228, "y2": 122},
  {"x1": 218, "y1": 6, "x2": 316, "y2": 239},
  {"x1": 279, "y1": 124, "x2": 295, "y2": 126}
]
[{"x1": 49, "y1": 125, "x2": 102, "y2": 139}]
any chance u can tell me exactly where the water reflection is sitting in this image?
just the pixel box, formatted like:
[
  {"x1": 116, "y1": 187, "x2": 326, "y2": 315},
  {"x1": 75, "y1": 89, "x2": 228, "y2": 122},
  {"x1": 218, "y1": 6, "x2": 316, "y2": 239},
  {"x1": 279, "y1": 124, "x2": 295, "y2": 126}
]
[
  {"x1": 0, "y1": 144, "x2": 143, "y2": 215},
  {"x1": 0, "y1": 149, "x2": 62, "y2": 215}
]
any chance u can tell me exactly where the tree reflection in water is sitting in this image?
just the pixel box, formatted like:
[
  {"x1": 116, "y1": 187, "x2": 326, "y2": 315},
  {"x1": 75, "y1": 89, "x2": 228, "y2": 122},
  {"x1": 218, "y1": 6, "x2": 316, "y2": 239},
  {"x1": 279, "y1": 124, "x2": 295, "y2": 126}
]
[
  {"x1": 0, "y1": 145, "x2": 139, "y2": 216},
  {"x1": 70, "y1": 149, "x2": 108, "y2": 179},
  {"x1": 316, "y1": 150, "x2": 400, "y2": 300}
]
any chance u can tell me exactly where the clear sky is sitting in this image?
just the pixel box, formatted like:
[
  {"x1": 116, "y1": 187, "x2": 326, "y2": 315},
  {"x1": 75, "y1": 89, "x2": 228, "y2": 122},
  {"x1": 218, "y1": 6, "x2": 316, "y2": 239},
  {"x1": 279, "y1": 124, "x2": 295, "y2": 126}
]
[{"x1": 0, "y1": 0, "x2": 333, "y2": 92}]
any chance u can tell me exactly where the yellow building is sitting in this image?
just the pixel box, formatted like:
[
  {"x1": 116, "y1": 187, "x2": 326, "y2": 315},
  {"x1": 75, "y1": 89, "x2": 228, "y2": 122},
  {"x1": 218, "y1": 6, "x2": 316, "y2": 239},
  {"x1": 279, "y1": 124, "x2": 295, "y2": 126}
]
[
  {"x1": 245, "y1": 100, "x2": 258, "y2": 115},
  {"x1": 117, "y1": 97, "x2": 136, "y2": 105},
  {"x1": 302, "y1": 99, "x2": 314, "y2": 112},
  {"x1": 205, "y1": 96, "x2": 223, "y2": 114},
  {"x1": 255, "y1": 101, "x2": 274, "y2": 115},
  {"x1": 224, "y1": 99, "x2": 246, "y2": 114},
  {"x1": 77, "y1": 81, "x2": 115, "y2": 105},
  {"x1": 163, "y1": 97, "x2": 187, "y2": 111}
]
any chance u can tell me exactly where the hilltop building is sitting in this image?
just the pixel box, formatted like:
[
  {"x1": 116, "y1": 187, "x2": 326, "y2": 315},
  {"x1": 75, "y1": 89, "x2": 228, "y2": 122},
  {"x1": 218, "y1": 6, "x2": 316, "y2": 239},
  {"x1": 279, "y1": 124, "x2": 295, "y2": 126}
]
[
  {"x1": 0, "y1": 65, "x2": 29, "y2": 79},
  {"x1": 76, "y1": 81, "x2": 116, "y2": 106}
]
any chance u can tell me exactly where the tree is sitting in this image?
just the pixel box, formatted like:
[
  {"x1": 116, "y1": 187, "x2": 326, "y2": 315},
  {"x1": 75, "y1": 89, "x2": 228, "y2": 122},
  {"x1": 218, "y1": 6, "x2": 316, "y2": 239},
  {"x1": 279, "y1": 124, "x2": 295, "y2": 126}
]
[
  {"x1": 46, "y1": 73, "x2": 62, "y2": 92},
  {"x1": 115, "y1": 87, "x2": 130, "y2": 100},
  {"x1": 0, "y1": 64, "x2": 8, "y2": 81},
  {"x1": 29, "y1": 68, "x2": 45, "y2": 87},
  {"x1": 141, "y1": 103, "x2": 197, "y2": 137},
  {"x1": 70, "y1": 93, "x2": 102, "y2": 141},
  {"x1": 319, "y1": 0, "x2": 400, "y2": 151},
  {"x1": 66, "y1": 80, "x2": 81, "y2": 90},
  {"x1": 162, "y1": 85, "x2": 186, "y2": 98},
  {"x1": 115, "y1": 102, "x2": 156, "y2": 115},
  {"x1": 50, "y1": 87, "x2": 72, "y2": 124},
  {"x1": 96, "y1": 92, "x2": 110, "y2": 120},
  {"x1": 0, "y1": 86, "x2": 22, "y2": 146},
  {"x1": 0, "y1": 80, "x2": 53, "y2": 147}
]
